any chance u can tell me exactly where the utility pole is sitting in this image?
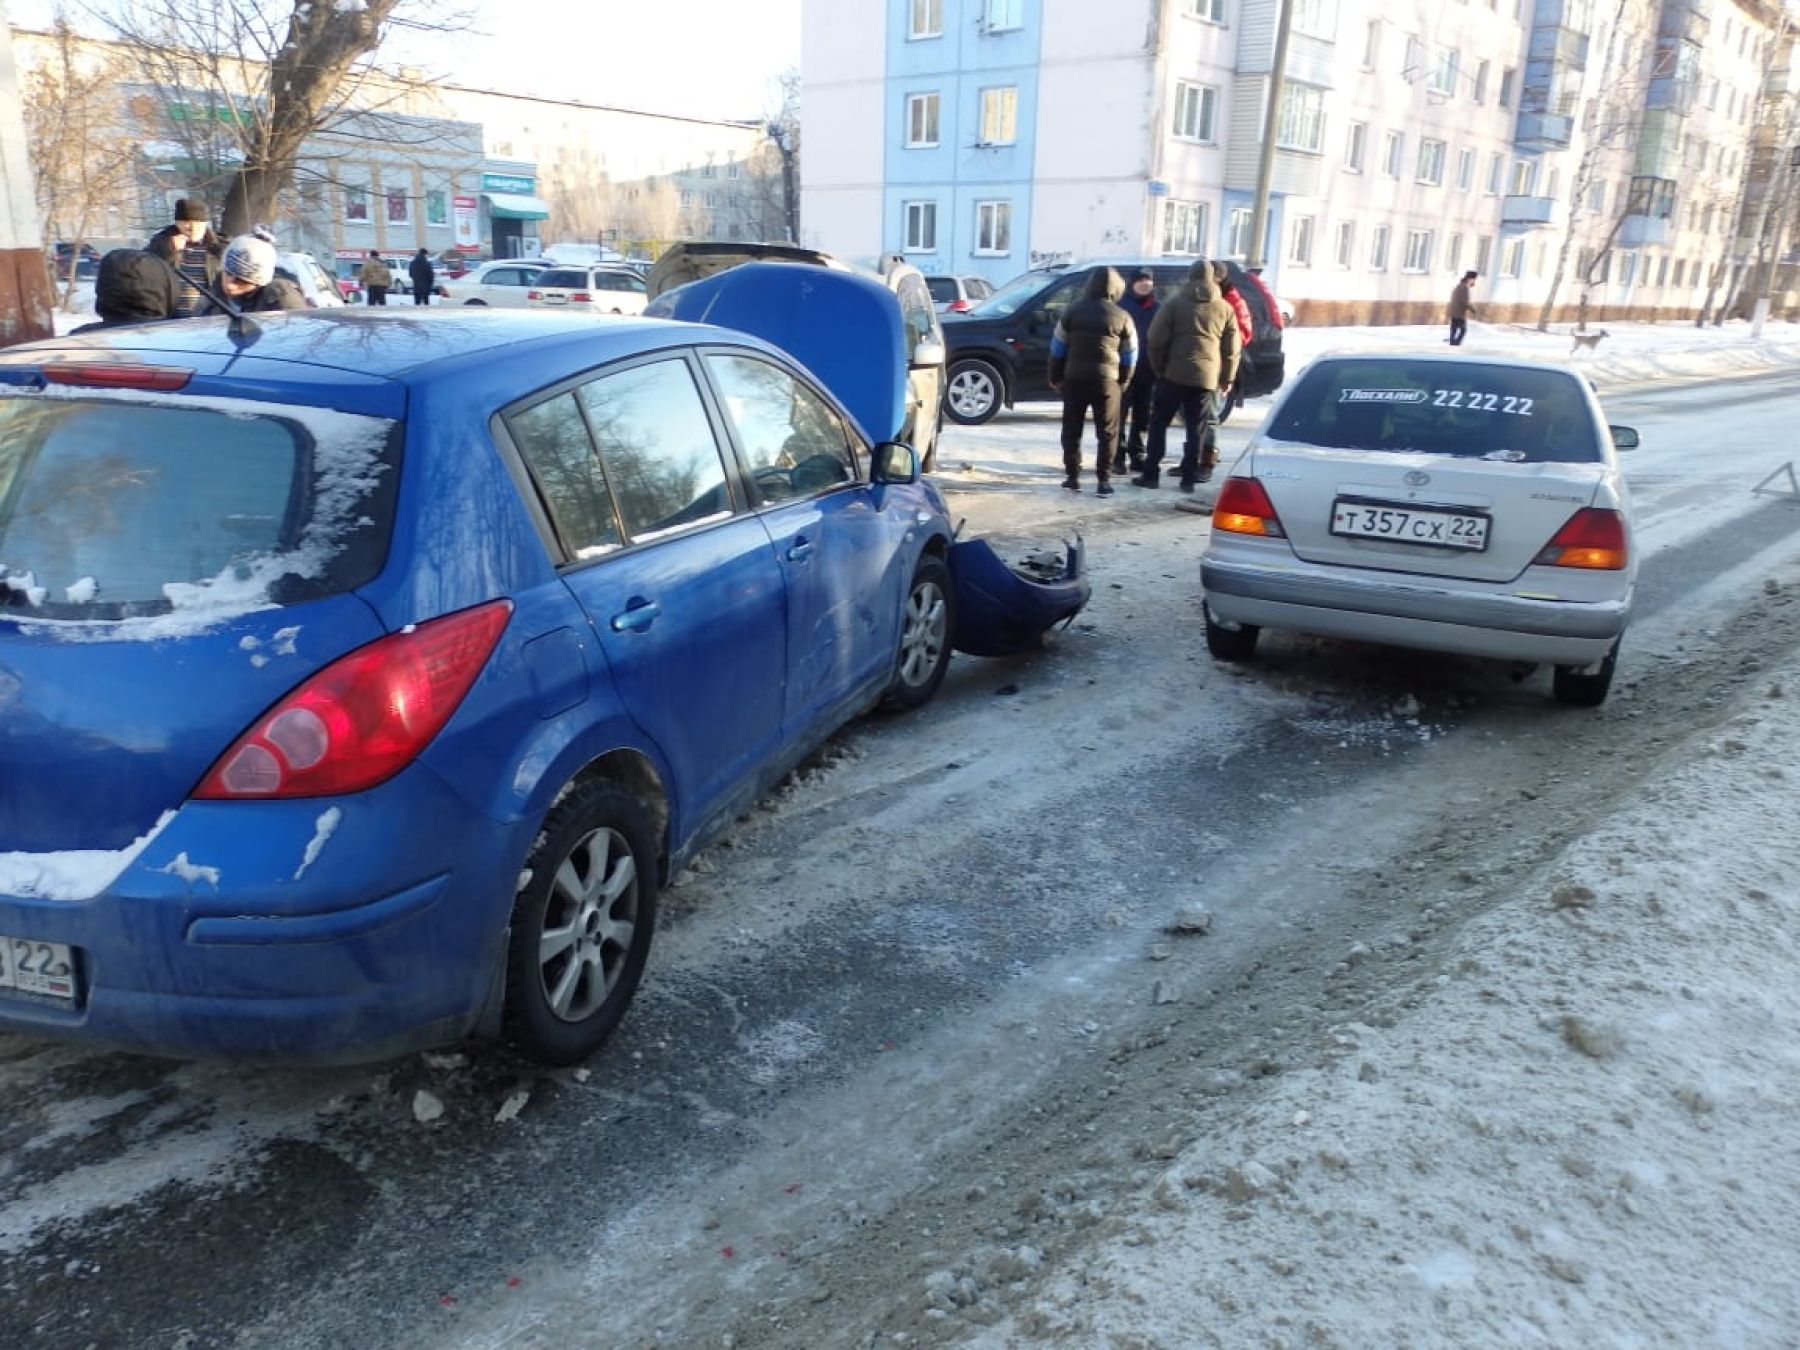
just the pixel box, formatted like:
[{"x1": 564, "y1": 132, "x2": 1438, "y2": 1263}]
[{"x1": 1246, "y1": 0, "x2": 1295, "y2": 273}]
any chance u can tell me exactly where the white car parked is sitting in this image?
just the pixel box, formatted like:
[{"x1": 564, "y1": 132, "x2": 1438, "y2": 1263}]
[
  {"x1": 527, "y1": 265, "x2": 649, "y2": 315},
  {"x1": 438, "y1": 259, "x2": 555, "y2": 308},
  {"x1": 1200, "y1": 351, "x2": 1639, "y2": 705},
  {"x1": 273, "y1": 252, "x2": 345, "y2": 308}
]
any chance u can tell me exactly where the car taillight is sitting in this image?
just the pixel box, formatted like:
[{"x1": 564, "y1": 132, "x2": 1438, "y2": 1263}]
[
  {"x1": 570, "y1": 292, "x2": 592, "y2": 303},
  {"x1": 948, "y1": 299, "x2": 971, "y2": 312},
  {"x1": 1212, "y1": 476, "x2": 1286, "y2": 537},
  {"x1": 1533, "y1": 508, "x2": 1628, "y2": 570},
  {"x1": 42, "y1": 363, "x2": 192, "y2": 391},
  {"x1": 527, "y1": 290, "x2": 541, "y2": 300},
  {"x1": 194, "y1": 601, "x2": 513, "y2": 799}
]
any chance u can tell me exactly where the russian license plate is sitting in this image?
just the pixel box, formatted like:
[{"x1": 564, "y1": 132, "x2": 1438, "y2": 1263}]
[
  {"x1": 0, "y1": 935, "x2": 77, "y2": 1002},
  {"x1": 542, "y1": 293, "x2": 567, "y2": 305},
  {"x1": 1331, "y1": 499, "x2": 1490, "y2": 551}
]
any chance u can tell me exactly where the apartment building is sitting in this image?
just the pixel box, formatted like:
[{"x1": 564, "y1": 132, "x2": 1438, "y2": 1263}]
[{"x1": 803, "y1": 0, "x2": 1796, "y2": 323}]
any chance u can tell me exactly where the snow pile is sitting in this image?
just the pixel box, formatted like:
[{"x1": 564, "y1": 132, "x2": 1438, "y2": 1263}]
[
  {"x1": 0, "y1": 812, "x2": 175, "y2": 902},
  {"x1": 975, "y1": 682, "x2": 1800, "y2": 1345}
]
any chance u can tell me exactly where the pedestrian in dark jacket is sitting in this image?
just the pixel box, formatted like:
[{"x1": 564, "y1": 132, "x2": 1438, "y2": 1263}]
[
  {"x1": 409, "y1": 248, "x2": 435, "y2": 306},
  {"x1": 145, "y1": 197, "x2": 225, "y2": 318},
  {"x1": 1119, "y1": 268, "x2": 1159, "y2": 472},
  {"x1": 1048, "y1": 266, "x2": 1138, "y2": 496},
  {"x1": 69, "y1": 249, "x2": 178, "y2": 333},
  {"x1": 1448, "y1": 271, "x2": 1478, "y2": 346},
  {"x1": 204, "y1": 233, "x2": 306, "y2": 314},
  {"x1": 1136, "y1": 259, "x2": 1240, "y2": 492}
]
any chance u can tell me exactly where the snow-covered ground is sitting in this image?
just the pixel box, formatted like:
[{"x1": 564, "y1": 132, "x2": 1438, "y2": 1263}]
[{"x1": 970, "y1": 623, "x2": 1800, "y2": 1348}]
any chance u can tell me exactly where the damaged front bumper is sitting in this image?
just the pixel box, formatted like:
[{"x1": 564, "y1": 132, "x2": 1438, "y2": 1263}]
[{"x1": 948, "y1": 535, "x2": 1090, "y2": 657}]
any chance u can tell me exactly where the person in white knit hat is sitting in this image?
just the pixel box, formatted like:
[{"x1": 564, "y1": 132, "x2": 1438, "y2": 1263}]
[{"x1": 207, "y1": 229, "x2": 306, "y2": 314}]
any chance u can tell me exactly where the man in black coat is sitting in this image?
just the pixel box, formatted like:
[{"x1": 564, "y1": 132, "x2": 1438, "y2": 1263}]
[
  {"x1": 145, "y1": 197, "x2": 224, "y2": 317},
  {"x1": 1119, "y1": 268, "x2": 1159, "y2": 472},
  {"x1": 1048, "y1": 266, "x2": 1139, "y2": 496},
  {"x1": 409, "y1": 249, "x2": 436, "y2": 306},
  {"x1": 69, "y1": 250, "x2": 178, "y2": 333}
]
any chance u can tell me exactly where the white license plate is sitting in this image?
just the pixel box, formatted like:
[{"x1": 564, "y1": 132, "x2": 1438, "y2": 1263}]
[
  {"x1": 0, "y1": 935, "x2": 77, "y2": 1002},
  {"x1": 541, "y1": 294, "x2": 567, "y2": 305},
  {"x1": 1331, "y1": 499, "x2": 1489, "y2": 551}
]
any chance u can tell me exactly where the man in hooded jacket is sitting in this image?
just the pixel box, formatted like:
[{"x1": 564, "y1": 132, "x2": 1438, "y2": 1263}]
[
  {"x1": 1119, "y1": 268, "x2": 1160, "y2": 472},
  {"x1": 1136, "y1": 259, "x2": 1240, "y2": 492},
  {"x1": 1048, "y1": 266, "x2": 1138, "y2": 496}
]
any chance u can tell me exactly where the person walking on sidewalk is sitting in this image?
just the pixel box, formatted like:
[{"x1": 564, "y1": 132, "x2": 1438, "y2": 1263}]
[
  {"x1": 409, "y1": 248, "x2": 436, "y2": 306},
  {"x1": 1049, "y1": 266, "x2": 1138, "y2": 496},
  {"x1": 360, "y1": 251, "x2": 393, "y2": 306},
  {"x1": 1119, "y1": 269, "x2": 1160, "y2": 473},
  {"x1": 1448, "y1": 271, "x2": 1478, "y2": 346},
  {"x1": 1135, "y1": 259, "x2": 1239, "y2": 493}
]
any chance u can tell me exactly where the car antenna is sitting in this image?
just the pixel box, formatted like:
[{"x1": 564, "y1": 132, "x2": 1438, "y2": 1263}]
[{"x1": 152, "y1": 254, "x2": 260, "y2": 344}]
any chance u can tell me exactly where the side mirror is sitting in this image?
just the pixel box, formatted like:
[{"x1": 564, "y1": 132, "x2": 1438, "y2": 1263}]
[
  {"x1": 1610, "y1": 425, "x2": 1640, "y2": 450},
  {"x1": 871, "y1": 440, "x2": 920, "y2": 484},
  {"x1": 912, "y1": 337, "x2": 946, "y2": 369}
]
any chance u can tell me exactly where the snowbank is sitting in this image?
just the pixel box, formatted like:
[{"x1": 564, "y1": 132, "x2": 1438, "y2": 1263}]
[{"x1": 976, "y1": 650, "x2": 1800, "y2": 1346}]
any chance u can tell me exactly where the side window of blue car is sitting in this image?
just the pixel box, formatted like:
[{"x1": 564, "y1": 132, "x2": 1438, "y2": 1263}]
[
  {"x1": 706, "y1": 354, "x2": 857, "y2": 507},
  {"x1": 508, "y1": 392, "x2": 624, "y2": 561},
  {"x1": 576, "y1": 359, "x2": 736, "y2": 543}
]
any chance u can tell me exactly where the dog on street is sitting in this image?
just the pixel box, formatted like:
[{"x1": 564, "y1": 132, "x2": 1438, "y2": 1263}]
[{"x1": 1570, "y1": 328, "x2": 1611, "y2": 354}]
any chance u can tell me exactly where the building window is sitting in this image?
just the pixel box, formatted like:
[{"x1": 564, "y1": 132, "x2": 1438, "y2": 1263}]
[
  {"x1": 1276, "y1": 84, "x2": 1325, "y2": 152},
  {"x1": 1503, "y1": 238, "x2": 1525, "y2": 279},
  {"x1": 701, "y1": 162, "x2": 716, "y2": 179},
  {"x1": 728, "y1": 161, "x2": 741, "y2": 179},
  {"x1": 1448, "y1": 232, "x2": 1464, "y2": 273},
  {"x1": 1674, "y1": 258, "x2": 1687, "y2": 286},
  {"x1": 1486, "y1": 152, "x2": 1503, "y2": 194},
  {"x1": 680, "y1": 190, "x2": 693, "y2": 207},
  {"x1": 385, "y1": 187, "x2": 410, "y2": 225},
  {"x1": 1289, "y1": 215, "x2": 1316, "y2": 266},
  {"x1": 980, "y1": 87, "x2": 1019, "y2": 144},
  {"x1": 1382, "y1": 130, "x2": 1404, "y2": 179},
  {"x1": 906, "y1": 93, "x2": 941, "y2": 147},
  {"x1": 1404, "y1": 35, "x2": 1423, "y2": 78},
  {"x1": 982, "y1": 0, "x2": 1023, "y2": 31},
  {"x1": 426, "y1": 190, "x2": 448, "y2": 226},
  {"x1": 1345, "y1": 120, "x2": 1367, "y2": 172},
  {"x1": 1656, "y1": 254, "x2": 1669, "y2": 285},
  {"x1": 1292, "y1": 0, "x2": 1335, "y2": 39},
  {"x1": 1473, "y1": 59, "x2": 1490, "y2": 103},
  {"x1": 1430, "y1": 49, "x2": 1459, "y2": 97},
  {"x1": 344, "y1": 184, "x2": 369, "y2": 223},
  {"x1": 975, "y1": 200, "x2": 1012, "y2": 254},
  {"x1": 1544, "y1": 167, "x2": 1560, "y2": 199},
  {"x1": 1185, "y1": 0, "x2": 1226, "y2": 20},
  {"x1": 704, "y1": 191, "x2": 719, "y2": 209},
  {"x1": 1499, "y1": 67, "x2": 1515, "y2": 108},
  {"x1": 1228, "y1": 206, "x2": 1254, "y2": 259},
  {"x1": 1456, "y1": 147, "x2": 1474, "y2": 191},
  {"x1": 1417, "y1": 138, "x2": 1446, "y2": 185},
  {"x1": 1163, "y1": 199, "x2": 1208, "y2": 255},
  {"x1": 1476, "y1": 235, "x2": 1494, "y2": 274},
  {"x1": 1403, "y1": 228, "x2": 1433, "y2": 272},
  {"x1": 1362, "y1": 19, "x2": 1380, "y2": 68},
  {"x1": 1368, "y1": 223, "x2": 1391, "y2": 270},
  {"x1": 1620, "y1": 251, "x2": 1638, "y2": 286},
  {"x1": 904, "y1": 200, "x2": 937, "y2": 252},
  {"x1": 1172, "y1": 82, "x2": 1218, "y2": 141},
  {"x1": 1335, "y1": 220, "x2": 1355, "y2": 267},
  {"x1": 1510, "y1": 159, "x2": 1537, "y2": 196},
  {"x1": 909, "y1": 0, "x2": 942, "y2": 40}
]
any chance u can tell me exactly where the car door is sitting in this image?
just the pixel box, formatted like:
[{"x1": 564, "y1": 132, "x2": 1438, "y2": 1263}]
[
  {"x1": 505, "y1": 356, "x2": 788, "y2": 829},
  {"x1": 481, "y1": 266, "x2": 530, "y2": 308},
  {"x1": 1014, "y1": 273, "x2": 1084, "y2": 399},
  {"x1": 893, "y1": 272, "x2": 942, "y2": 465},
  {"x1": 704, "y1": 349, "x2": 910, "y2": 733}
]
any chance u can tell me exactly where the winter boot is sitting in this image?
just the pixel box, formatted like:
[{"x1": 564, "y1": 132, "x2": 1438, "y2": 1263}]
[
  {"x1": 1061, "y1": 475, "x2": 1080, "y2": 492},
  {"x1": 1131, "y1": 470, "x2": 1160, "y2": 488},
  {"x1": 1096, "y1": 480, "x2": 1115, "y2": 497}
]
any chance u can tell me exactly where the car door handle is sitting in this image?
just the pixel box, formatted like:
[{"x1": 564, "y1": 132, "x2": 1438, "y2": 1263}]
[
  {"x1": 609, "y1": 601, "x2": 660, "y2": 633},
  {"x1": 786, "y1": 539, "x2": 815, "y2": 563}
]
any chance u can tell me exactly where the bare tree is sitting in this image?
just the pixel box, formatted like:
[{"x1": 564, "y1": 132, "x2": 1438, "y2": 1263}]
[
  {"x1": 22, "y1": 15, "x2": 139, "y2": 307},
  {"x1": 759, "y1": 68, "x2": 800, "y2": 245},
  {"x1": 92, "y1": 0, "x2": 471, "y2": 235},
  {"x1": 1726, "y1": 21, "x2": 1800, "y2": 328}
]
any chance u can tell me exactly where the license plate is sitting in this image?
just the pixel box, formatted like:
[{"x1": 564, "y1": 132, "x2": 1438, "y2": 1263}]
[
  {"x1": 1330, "y1": 499, "x2": 1489, "y2": 551},
  {"x1": 0, "y1": 935, "x2": 77, "y2": 1002},
  {"x1": 542, "y1": 294, "x2": 567, "y2": 305}
]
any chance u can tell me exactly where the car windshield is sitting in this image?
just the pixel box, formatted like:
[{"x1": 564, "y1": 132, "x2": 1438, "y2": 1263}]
[
  {"x1": 967, "y1": 269, "x2": 1059, "y2": 318},
  {"x1": 537, "y1": 269, "x2": 586, "y2": 288},
  {"x1": 0, "y1": 394, "x2": 401, "y2": 620},
  {"x1": 1266, "y1": 359, "x2": 1602, "y2": 464}
]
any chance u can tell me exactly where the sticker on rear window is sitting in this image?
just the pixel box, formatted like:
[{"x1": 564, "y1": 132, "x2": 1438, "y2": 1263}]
[
  {"x1": 1339, "y1": 388, "x2": 1428, "y2": 404},
  {"x1": 1430, "y1": 390, "x2": 1535, "y2": 415}
]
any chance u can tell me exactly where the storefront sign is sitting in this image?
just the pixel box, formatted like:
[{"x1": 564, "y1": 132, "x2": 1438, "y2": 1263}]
[
  {"x1": 453, "y1": 195, "x2": 480, "y2": 248},
  {"x1": 480, "y1": 172, "x2": 535, "y2": 195}
]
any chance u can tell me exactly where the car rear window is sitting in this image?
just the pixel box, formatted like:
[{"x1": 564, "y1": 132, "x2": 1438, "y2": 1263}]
[
  {"x1": 927, "y1": 277, "x2": 957, "y2": 303},
  {"x1": 537, "y1": 269, "x2": 586, "y2": 288},
  {"x1": 1266, "y1": 359, "x2": 1601, "y2": 464},
  {"x1": 0, "y1": 393, "x2": 400, "y2": 623}
]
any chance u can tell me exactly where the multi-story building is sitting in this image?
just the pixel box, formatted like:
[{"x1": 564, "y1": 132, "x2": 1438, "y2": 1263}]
[{"x1": 804, "y1": 0, "x2": 1796, "y2": 323}]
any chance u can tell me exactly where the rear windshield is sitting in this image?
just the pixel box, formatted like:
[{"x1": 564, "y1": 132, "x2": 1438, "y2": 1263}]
[
  {"x1": 0, "y1": 392, "x2": 400, "y2": 623},
  {"x1": 927, "y1": 277, "x2": 957, "y2": 303},
  {"x1": 1266, "y1": 359, "x2": 1601, "y2": 464},
  {"x1": 537, "y1": 269, "x2": 586, "y2": 288}
]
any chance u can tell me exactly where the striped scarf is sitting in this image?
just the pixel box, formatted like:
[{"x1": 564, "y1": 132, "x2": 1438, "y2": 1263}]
[{"x1": 173, "y1": 240, "x2": 210, "y2": 316}]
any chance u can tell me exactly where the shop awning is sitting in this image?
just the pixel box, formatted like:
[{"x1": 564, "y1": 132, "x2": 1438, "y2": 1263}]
[{"x1": 484, "y1": 191, "x2": 550, "y2": 221}]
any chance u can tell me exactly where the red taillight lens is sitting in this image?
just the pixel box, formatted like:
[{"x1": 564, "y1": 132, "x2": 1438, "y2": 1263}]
[
  {"x1": 948, "y1": 299, "x2": 971, "y2": 312},
  {"x1": 1212, "y1": 476, "x2": 1286, "y2": 537},
  {"x1": 1533, "y1": 508, "x2": 1629, "y2": 570},
  {"x1": 42, "y1": 363, "x2": 192, "y2": 391},
  {"x1": 194, "y1": 601, "x2": 513, "y2": 799},
  {"x1": 570, "y1": 292, "x2": 592, "y2": 303},
  {"x1": 527, "y1": 290, "x2": 541, "y2": 300}
]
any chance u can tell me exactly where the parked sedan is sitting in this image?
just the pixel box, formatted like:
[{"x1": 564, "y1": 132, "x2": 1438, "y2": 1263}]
[
  {"x1": 528, "y1": 265, "x2": 649, "y2": 315},
  {"x1": 1200, "y1": 352, "x2": 1638, "y2": 705},
  {"x1": 437, "y1": 259, "x2": 553, "y2": 308},
  {"x1": 0, "y1": 286, "x2": 956, "y2": 1064},
  {"x1": 925, "y1": 274, "x2": 993, "y2": 314}
]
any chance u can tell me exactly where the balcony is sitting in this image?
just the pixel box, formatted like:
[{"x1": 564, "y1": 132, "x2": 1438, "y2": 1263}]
[
  {"x1": 1528, "y1": 27, "x2": 1591, "y2": 72},
  {"x1": 1502, "y1": 195, "x2": 1556, "y2": 226},
  {"x1": 1657, "y1": 0, "x2": 1710, "y2": 45},
  {"x1": 1514, "y1": 112, "x2": 1573, "y2": 149},
  {"x1": 1618, "y1": 215, "x2": 1673, "y2": 247}
]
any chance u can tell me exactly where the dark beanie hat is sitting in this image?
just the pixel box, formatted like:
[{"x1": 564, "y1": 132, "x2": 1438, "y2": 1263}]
[
  {"x1": 1130, "y1": 268, "x2": 1153, "y2": 283},
  {"x1": 174, "y1": 197, "x2": 210, "y2": 222}
]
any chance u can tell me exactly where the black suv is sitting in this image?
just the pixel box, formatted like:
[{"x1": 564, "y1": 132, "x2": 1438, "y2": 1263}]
[{"x1": 939, "y1": 258, "x2": 1286, "y2": 425}]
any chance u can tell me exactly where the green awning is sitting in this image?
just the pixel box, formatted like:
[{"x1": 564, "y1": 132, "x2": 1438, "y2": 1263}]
[{"x1": 484, "y1": 191, "x2": 550, "y2": 221}]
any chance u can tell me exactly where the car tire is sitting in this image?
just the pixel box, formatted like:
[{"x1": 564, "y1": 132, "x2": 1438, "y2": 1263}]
[
  {"x1": 886, "y1": 556, "x2": 954, "y2": 710},
  {"x1": 464, "y1": 299, "x2": 487, "y2": 306},
  {"x1": 1204, "y1": 604, "x2": 1259, "y2": 660},
  {"x1": 1552, "y1": 640, "x2": 1620, "y2": 707},
  {"x1": 944, "y1": 358, "x2": 1004, "y2": 426},
  {"x1": 505, "y1": 782, "x2": 658, "y2": 1065}
]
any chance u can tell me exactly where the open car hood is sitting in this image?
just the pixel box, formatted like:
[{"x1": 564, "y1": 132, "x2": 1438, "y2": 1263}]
[{"x1": 646, "y1": 260, "x2": 911, "y2": 446}]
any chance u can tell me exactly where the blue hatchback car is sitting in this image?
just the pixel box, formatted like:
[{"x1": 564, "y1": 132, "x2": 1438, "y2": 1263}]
[{"x1": 0, "y1": 273, "x2": 956, "y2": 1064}]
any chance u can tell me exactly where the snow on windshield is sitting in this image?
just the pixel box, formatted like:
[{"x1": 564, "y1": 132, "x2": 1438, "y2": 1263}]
[{"x1": 0, "y1": 385, "x2": 395, "y2": 642}]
